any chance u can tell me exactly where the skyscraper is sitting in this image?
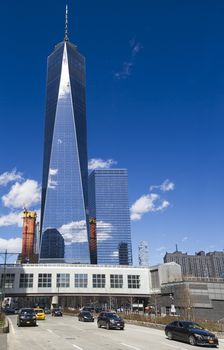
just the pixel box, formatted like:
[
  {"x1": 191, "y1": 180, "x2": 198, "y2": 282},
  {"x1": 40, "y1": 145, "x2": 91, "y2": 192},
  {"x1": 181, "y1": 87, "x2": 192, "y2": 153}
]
[
  {"x1": 138, "y1": 241, "x2": 149, "y2": 266},
  {"x1": 40, "y1": 6, "x2": 90, "y2": 263},
  {"x1": 88, "y1": 169, "x2": 133, "y2": 265}
]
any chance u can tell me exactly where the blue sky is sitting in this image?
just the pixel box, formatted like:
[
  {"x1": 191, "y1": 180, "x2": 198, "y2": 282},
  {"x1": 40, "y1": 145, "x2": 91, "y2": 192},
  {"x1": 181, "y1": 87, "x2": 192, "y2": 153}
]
[{"x1": 0, "y1": 0, "x2": 224, "y2": 265}]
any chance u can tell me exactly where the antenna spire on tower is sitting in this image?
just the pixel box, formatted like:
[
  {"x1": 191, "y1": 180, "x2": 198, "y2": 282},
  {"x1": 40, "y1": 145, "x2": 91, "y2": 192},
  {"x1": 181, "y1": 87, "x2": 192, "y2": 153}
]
[{"x1": 64, "y1": 3, "x2": 69, "y2": 41}]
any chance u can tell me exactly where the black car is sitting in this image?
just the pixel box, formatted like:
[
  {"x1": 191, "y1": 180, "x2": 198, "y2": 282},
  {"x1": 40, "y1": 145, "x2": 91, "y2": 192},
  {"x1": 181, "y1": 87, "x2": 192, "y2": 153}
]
[
  {"x1": 17, "y1": 308, "x2": 37, "y2": 327},
  {"x1": 165, "y1": 321, "x2": 219, "y2": 347},
  {"x1": 78, "y1": 311, "x2": 94, "y2": 322},
  {"x1": 51, "y1": 308, "x2": 63, "y2": 316},
  {"x1": 3, "y1": 307, "x2": 16, "y2": 315},
  {"x1": 97, "y1": 312, "x2": 124, "y2": 330},
  {"x1": 44, "y1": 307, "x2": 51, "y2": 314}
]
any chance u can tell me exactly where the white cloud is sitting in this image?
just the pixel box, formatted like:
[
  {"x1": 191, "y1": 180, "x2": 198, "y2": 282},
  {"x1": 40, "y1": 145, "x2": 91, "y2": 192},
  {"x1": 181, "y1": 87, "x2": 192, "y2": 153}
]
[
  {"x1": 0, "y1": 169, "x2": 23, "y2": 186},
  {"x1": 58, "y1": 220, "x2": 88, "y2": 244},
  {"x1": 114, "y1": 38, "x2": 143, "y2": 80},
  {"x1": 111, "y1": 250, "x2": 119, "y2": 257},
  {"x1": 130, "y1": 194, "x2": 170, "y2": 221},
  {"x1": 2, "y1": 180, "x2": 41, "y2": 209},
  {"x1": 0, "y1": 237, "x2": 22, "y2": 253},
  {"x1": 182, "y1": 236, "x2": 188, "y2": 242},
  {"x1": 96, "y1": 221, "x2": 113, "y2": 241},
  {"x1": 129, "y1": 179, "x2": 174, "y2": 221},
  {"x1": 0, "y1": 211, "x2": 23, "y2": 227},
  {"x1": 160, "y1": 180, "x2": 175, "y2": 192},
  {"x1": 48, "y1": 168, "x2": 58, "y2": 189},
  {"x1": 114, "y1": 62, "x2": 133, "y2": 80},
  {"x1": 131, "y1": 42, "x2": 143, "y2": 57},
  {"x1": 130, "y1": 193, "x2": 158, "y2": 221},
  {"x1": 150, "y1": 179, "x2": 175, "y2": 192},
  {"x1": 0, "y1": 209, "x2": 40, "y2": 228},
  {"x1": 156, "y1": 200, "x2": 170, "y2": 211},
  {"x1": 58, "y1": 219, "x2": 113, "y2": 244},
  {"x1": 88, "y1": 158, "x2": 117, "y2": 171},
  {"x1": 49, "y1": 168, "x2": 58, "y2": 176}
]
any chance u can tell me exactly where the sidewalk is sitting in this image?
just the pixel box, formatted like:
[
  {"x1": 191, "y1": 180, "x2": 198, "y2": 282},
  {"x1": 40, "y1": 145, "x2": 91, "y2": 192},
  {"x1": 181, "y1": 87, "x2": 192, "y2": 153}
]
[{"x1": 0, "y1": 334, "x2": 7, "y2": 350}]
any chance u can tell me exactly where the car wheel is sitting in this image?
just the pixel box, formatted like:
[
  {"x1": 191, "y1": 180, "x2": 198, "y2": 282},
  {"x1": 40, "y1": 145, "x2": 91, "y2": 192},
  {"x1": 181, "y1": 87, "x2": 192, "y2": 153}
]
[
  {"x1": 97, "y1": 322, "x2": 101, "y2": 328},
  {"x1": 167, "y1": 331, "x2": 173, "y2": 340},
  {"x1": 120, "y1": 327, "x2": 124, "y2": 330},
  {"x1": 189, "y1": 335, "x2": 196, "y2": 346},
  {"x1": 106, "y1": 322, "x2": 110, "y2": 330}
]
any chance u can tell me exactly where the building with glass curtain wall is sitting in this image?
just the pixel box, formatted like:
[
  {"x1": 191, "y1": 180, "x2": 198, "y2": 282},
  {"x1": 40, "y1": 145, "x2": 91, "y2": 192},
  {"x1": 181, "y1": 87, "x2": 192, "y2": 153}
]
[
  {"x1": 88, "y1": 169, "x2": 132, "y2": 265},
  {"x1": 40, "y1": 8, "x2": 90, "y2": 263}
]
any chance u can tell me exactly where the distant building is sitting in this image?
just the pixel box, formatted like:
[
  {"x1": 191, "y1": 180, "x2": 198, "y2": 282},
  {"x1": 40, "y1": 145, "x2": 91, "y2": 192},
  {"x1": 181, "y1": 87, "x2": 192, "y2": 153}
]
[
  {"x1": 40, "y1": 229, "x2": 64, "y2": 262},
  {"x1": 88, "y1": 169, "x2": 133, "y2": 265},
  {"x1": 164, "y1": 250, "x2": 224, "y2": 278},
  {"x1": 21, "y1": 210, "x2": 38, "y2": 263},
  {"x1": 138, "y1": 241, "x2": 149, "y2": 266}
]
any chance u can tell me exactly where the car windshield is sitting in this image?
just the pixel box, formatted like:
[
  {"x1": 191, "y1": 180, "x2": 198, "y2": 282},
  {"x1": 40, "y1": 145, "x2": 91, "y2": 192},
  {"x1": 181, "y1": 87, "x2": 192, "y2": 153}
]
[
  {"x1": 35, "y1": 309, "x2": 43, "y2": 313},
  {"x1": 54, "y1": 309, "x2": 60, "y2": 311},
  {"x1": 82, "y1": 312, "x2": 91, "y2": 316},
  {"x1": 108, "y1": 313, "x2": 120, "y2": 320},
  {"x1": 20, "y1": 309, "x2": 35, "y2": 315},
  {"x1": 186, "y1": 323, "x2": 204, "y2": 330}
]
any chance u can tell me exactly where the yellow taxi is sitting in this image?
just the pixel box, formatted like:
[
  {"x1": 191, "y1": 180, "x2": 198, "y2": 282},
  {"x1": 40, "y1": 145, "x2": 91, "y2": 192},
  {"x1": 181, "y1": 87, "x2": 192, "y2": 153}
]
[{"x1": 34, "y1": 308, "x2": 45, "y2": 320}]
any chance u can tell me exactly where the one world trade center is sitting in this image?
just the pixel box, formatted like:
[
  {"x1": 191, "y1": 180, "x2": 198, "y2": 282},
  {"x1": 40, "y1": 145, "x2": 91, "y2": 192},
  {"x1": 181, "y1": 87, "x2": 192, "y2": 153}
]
[{"x1": 40, "y1": 6, "x2": 90, "y2": 263}]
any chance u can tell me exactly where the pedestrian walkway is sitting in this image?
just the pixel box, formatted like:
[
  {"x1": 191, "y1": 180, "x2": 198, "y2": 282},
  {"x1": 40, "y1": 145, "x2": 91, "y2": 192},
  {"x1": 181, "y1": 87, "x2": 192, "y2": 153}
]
[{"x1": 0, "y1": 334, "x2": 7, "y2": 350}]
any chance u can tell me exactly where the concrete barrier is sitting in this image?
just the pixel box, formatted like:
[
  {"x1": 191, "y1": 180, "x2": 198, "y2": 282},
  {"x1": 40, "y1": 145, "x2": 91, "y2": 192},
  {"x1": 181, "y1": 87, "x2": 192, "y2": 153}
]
[
  {"x1": 0, "y1": 318, "x2": 9, "y2": 333},
  {"x1": 124, "y1": 319, "x2": 165, "y2": 330}
]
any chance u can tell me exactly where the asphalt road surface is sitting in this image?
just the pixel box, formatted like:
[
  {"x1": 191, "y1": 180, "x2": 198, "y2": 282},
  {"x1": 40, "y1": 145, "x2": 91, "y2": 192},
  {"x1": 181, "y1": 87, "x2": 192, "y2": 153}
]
[{"x1": 5, "y1": 315, "x2": 224, "y2": 350}]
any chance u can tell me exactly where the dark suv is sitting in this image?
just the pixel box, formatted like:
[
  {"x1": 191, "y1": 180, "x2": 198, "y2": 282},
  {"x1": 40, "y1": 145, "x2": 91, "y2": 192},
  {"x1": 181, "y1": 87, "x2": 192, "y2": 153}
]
[
  {"x1": 17, "y1": 308, "x2": 36, "y2": 327},
  {"x1": 51, "y1": 308, "x2": 63, "y2": 317},
  {"x1": 97, "y1": 312, "x2": 124, "y2": 330}
]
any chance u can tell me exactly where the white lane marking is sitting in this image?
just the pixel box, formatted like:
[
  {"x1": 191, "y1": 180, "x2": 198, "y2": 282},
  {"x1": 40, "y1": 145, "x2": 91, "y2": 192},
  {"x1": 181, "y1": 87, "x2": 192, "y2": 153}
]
[
  {"x1": 72, "y1": 344, "x2": 83, "y2": 350},
  {"x1": 47, "y1": 329, "x2": 54, "y2": 333},
  {"x1": 8, "y1": 317, "x2": 15, "y2": 334},
  {"x1": 121, "y1": 343, "x2": 142, "y2": 350}
]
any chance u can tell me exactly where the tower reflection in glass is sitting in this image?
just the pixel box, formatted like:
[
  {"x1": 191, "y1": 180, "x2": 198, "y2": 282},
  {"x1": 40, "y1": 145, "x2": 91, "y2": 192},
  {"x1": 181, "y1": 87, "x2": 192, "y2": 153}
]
[{"x1": 40, "y1": 39, "x2": 90, "y2": 263}]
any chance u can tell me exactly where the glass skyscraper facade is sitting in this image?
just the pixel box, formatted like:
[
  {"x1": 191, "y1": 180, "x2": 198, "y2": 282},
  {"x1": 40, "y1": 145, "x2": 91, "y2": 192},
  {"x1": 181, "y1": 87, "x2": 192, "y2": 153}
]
[
  {"x1": 88, "y1": 169, "x2": 133, "y2": 265},
  {"x1": 40, "y1": 36, "x2": 90, "y2": 263}
]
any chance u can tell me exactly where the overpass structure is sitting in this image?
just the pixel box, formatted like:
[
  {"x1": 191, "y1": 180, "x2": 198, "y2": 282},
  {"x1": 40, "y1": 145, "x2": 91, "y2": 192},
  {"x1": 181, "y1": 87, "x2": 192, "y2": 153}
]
[{"x1": 0, "y1": 263, "x2": 182, "y2": 309}]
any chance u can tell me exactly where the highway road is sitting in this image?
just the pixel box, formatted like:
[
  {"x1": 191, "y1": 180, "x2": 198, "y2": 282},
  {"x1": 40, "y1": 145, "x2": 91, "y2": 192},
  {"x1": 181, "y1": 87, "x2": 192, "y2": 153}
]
[{"x1": 5, "y1": 315, "x2": 224, "y2": 350}]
